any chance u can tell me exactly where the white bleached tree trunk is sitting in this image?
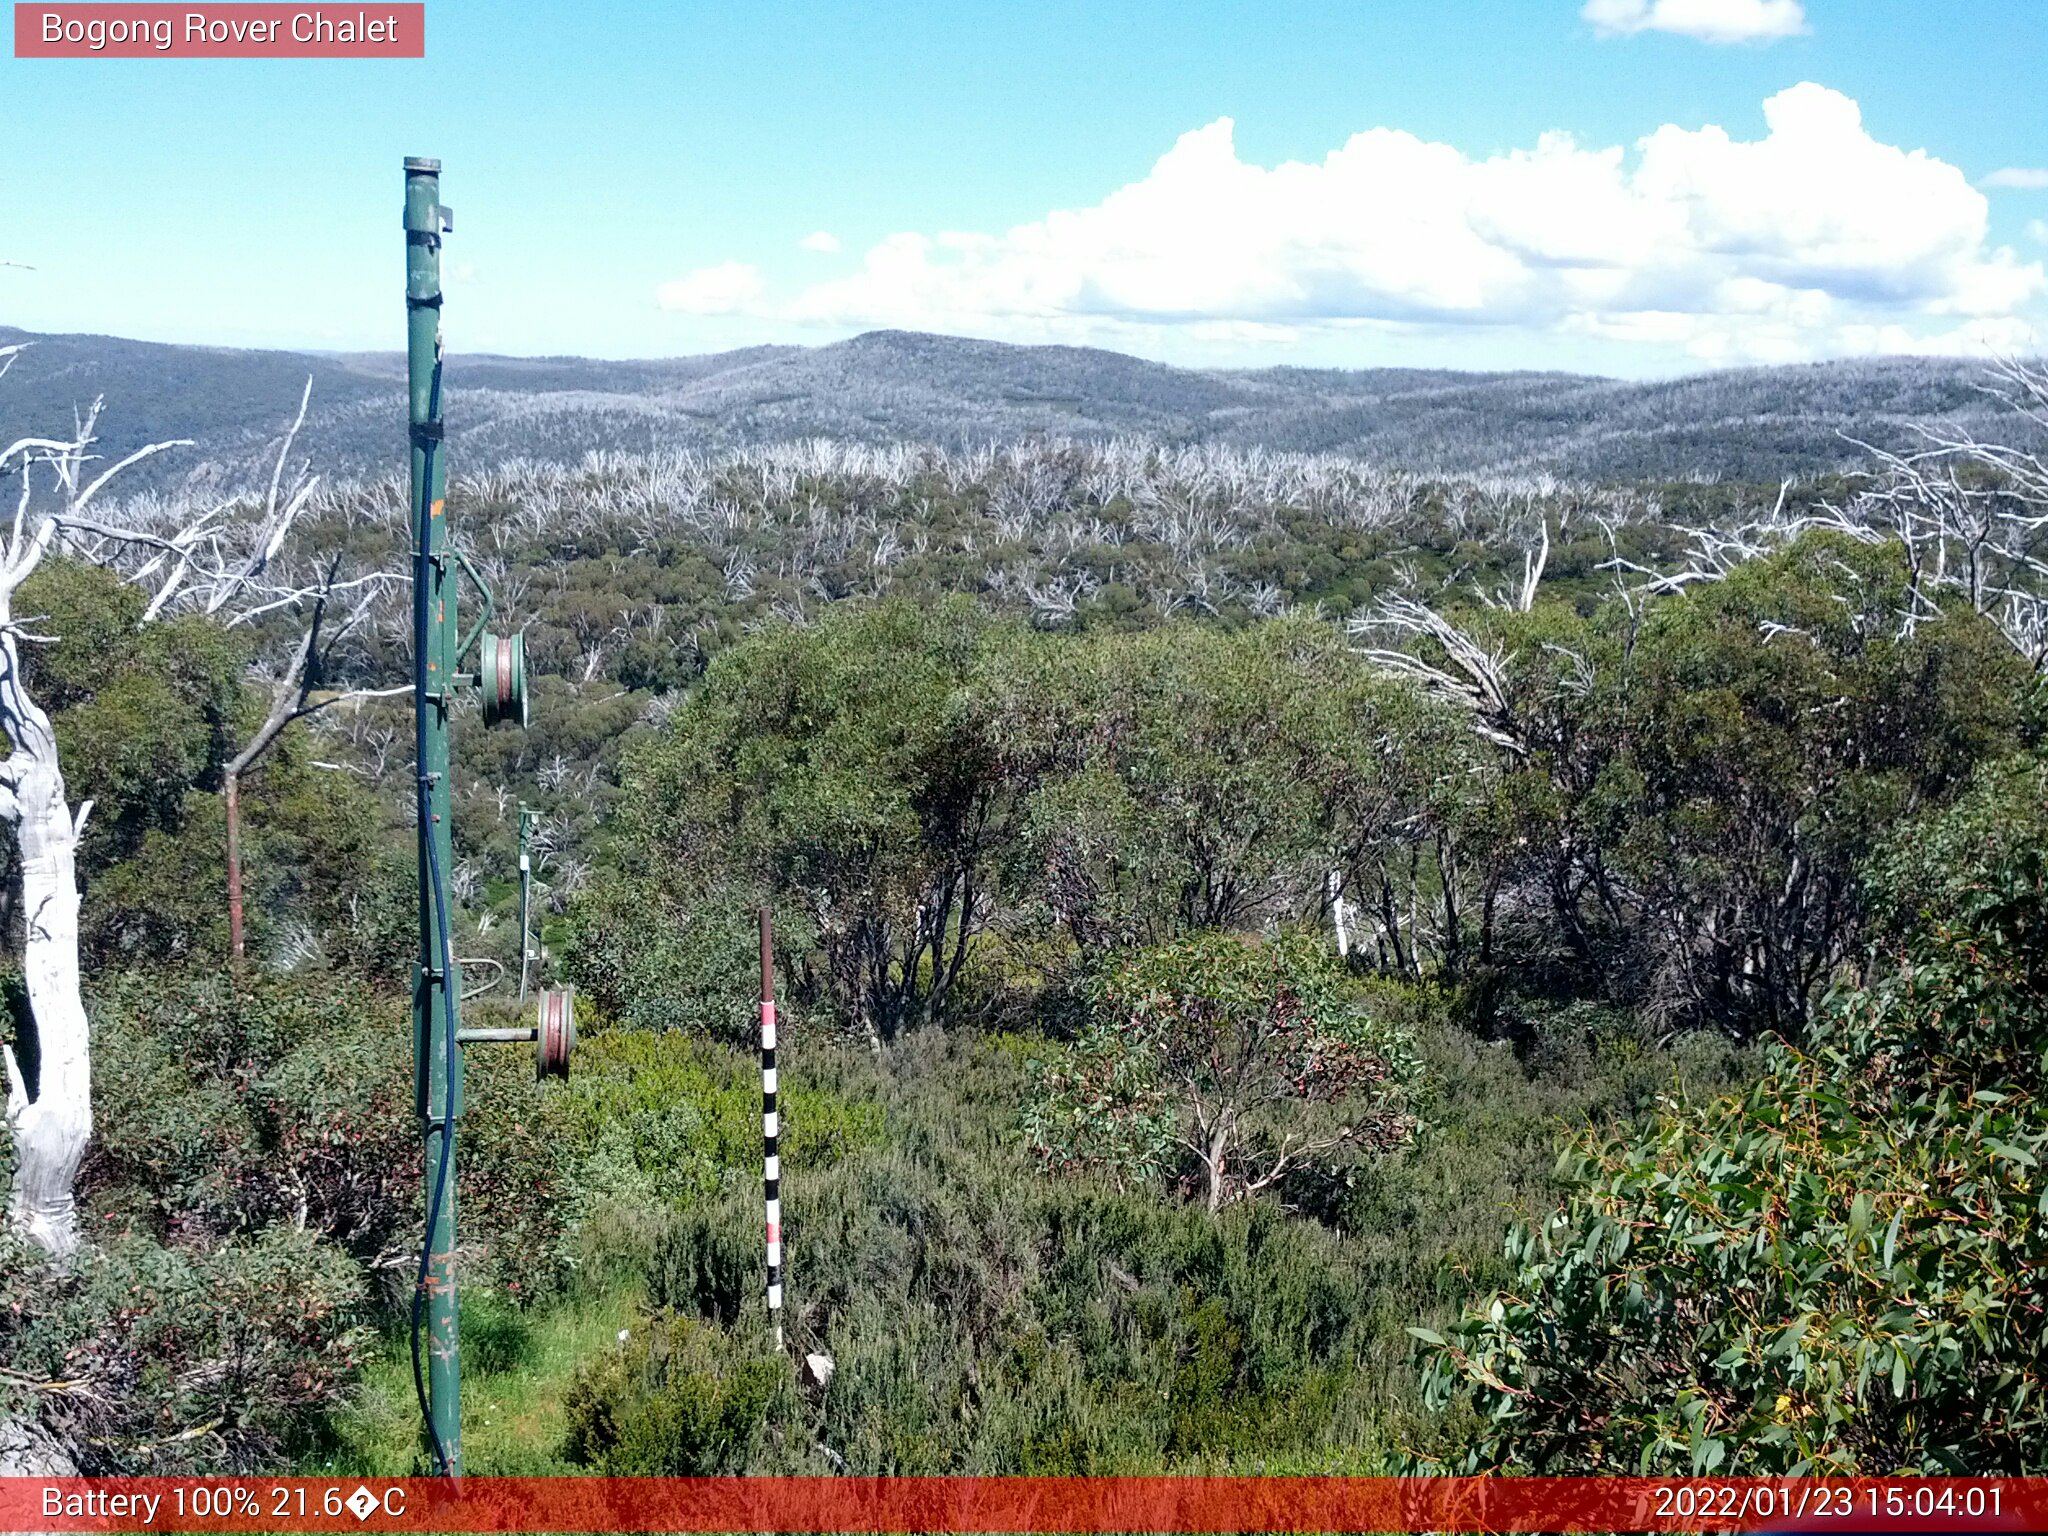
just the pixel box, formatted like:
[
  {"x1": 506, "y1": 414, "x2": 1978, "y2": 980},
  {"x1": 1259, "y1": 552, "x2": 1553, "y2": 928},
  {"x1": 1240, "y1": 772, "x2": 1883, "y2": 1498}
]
[
  {"x1": 0, "y1": 356, "x2": 187, "y2": 1260},
  {"x1": 0, "y1": 611, "x2": 92, "y2": 1261},
  {"x1": 0, "y1": 359, "x2": 364, "y2": 1260},
  {"x1": 4, "y1": 348, "x2": 325, "y2": 1267}
]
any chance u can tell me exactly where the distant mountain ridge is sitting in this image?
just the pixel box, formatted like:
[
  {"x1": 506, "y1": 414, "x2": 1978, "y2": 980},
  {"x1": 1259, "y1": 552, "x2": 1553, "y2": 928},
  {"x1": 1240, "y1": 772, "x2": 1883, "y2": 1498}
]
[{"x1": 0, "y1": 324, "x2": 2013, "y2": 490}]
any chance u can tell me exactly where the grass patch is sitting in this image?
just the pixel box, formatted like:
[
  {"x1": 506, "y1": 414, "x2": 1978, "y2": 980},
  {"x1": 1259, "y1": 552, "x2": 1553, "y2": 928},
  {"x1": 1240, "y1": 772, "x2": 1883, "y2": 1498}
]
[{"x1": 307, "y1": 1285, "x2": 644, "y2": 1475}]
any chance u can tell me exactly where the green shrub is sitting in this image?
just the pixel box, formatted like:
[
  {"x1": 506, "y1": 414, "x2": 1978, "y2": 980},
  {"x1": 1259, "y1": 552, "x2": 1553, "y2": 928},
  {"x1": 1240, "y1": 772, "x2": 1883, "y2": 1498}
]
[
  {"x1": 0, "y1": 1225, "x2": 368, "y2": 1473},
  {"x1": 562, "y1": 1316, "x2": 791, "y2": 1474},
  {"x1": 82, "y1": 969, "x2": 572, "y2": 1291},
  {"x1": 1413, "y1": 830, "x2": 2048, "y2": 1474},
  {"x1": 84, "y1": 967, "x2": 410, "y2": 1252},
  {"x1": 563, "y1": 879, "x2": 766, "y2": 1045},
  {"x1": 787, "y1": 1147, "x2": 1394, "y2": 1472},
  {"x1": 547, "y1": 1026, "x2": 882, "y2": 1288},
  {"x1": 646, "y1": 1188, "x2": 761, "y2": 1326},
  {"x1": 1862, "y1": 749, "x2": 2048, "y2": 948},
  {"x1": 1025, "y1": 931, "x2": 1418, "y2": 1211}
]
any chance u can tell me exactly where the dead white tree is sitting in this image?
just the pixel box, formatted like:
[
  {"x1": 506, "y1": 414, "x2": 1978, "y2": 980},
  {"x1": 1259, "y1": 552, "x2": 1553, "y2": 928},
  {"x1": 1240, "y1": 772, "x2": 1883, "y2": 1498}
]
[
  {"x1": 1587, "y1": 361, "x2": 2048, "y2": 666},
  {"x1": 1348, "y1": 595, "x2": 1530, "y2": 757},
  {"x1": 1, "y1": 358, "x2": 382, "y2": 1253},
  {"x1": 1836, "y1": 357, "x2": 2048, "y2": 667},
  {"x1": 66, "y1": 382, "x2": 407, "y2": 960},
  {"x1": 1326, "y1": 868, "x2": 1352, "y2": 958},
  {"x1": 0, "y1": 348, "x2": 188, "y2": 1260},
  {"x1": 1477, "y1": 515, "x2": 1550, "y2": 613}
]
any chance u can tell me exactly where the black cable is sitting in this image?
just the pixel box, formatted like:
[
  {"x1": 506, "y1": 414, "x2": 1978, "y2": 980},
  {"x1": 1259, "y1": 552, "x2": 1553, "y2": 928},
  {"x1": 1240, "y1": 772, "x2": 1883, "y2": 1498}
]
[{"x1": 408, "y1": 372, "x2": 459, "y2": 1479}]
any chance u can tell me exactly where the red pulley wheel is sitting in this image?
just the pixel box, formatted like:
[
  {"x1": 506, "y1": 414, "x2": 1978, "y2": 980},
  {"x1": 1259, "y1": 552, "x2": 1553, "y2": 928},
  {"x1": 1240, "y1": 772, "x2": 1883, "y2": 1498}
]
[
  {"x1": 536, "y1": 987, "x2": 574, "y2": 1080},
  {"x1": 479, "y1": 632, "x2": 529, "y2": 729}
]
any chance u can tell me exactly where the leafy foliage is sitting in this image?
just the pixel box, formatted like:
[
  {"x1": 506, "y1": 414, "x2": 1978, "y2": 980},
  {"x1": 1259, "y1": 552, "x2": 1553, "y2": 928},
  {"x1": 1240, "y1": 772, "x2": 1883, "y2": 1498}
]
[
  {"x1": 1026, "y1": 933, "x2": 1417, "y2": 1210},
  {"x1": 598, "y1": 598, "x2": 1021, "y2": 1041},
  {"x1": 80, "y1": 971, "x2": 570, "y2": 1285},
  {"x1": 1414, "y1": 780, "x2": 2048, "y2": 1473},
  {"x1": 0, "y1": 1225, "x2": 367, "y2": 1473},
  {"x1": 562, "y1": 1316, "x2": 790, "y2": 1475}
]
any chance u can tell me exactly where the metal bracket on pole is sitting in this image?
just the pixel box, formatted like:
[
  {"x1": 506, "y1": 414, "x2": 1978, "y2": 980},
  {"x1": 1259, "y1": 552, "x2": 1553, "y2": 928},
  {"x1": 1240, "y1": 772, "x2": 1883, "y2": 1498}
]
[{"x1": 452, "y1": 546, "x2": 496, "y2": 666}]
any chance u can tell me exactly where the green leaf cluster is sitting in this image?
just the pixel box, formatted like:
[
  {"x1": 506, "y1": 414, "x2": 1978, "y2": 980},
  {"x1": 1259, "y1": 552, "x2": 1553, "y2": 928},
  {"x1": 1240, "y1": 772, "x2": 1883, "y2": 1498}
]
[{"x1": 1415, "y1": 755, "x2": 2048, "y2": 1473}]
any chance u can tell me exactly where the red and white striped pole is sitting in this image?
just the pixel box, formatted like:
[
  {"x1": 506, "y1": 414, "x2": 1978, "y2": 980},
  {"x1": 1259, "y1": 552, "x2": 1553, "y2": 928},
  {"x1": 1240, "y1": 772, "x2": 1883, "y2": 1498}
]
[{"x1": 759, "y1": 907, "x2": 783, "y2": 1352}]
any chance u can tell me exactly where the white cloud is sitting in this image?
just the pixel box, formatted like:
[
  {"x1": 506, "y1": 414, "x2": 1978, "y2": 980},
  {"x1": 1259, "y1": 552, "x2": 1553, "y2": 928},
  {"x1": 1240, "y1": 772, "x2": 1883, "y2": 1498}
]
[
  {"x1": 1582, "y1": 0, "x2": 1806, "y2": 43},
  {"x1": 800, "y1": 231, "x2": 843, "y2": 253},
  {"x1": 2029, "y1": 220, "x2": 2048, "y2": 246},
  {"x1": 1984, "y1": 167, "x2": 2048, "y2": 190},
  {"x1": 657, "y1": 85, "x2": 2044, "y2": 366},
  {"x1": 655, "y1": 260, "x2": 765, "y2": 315}
]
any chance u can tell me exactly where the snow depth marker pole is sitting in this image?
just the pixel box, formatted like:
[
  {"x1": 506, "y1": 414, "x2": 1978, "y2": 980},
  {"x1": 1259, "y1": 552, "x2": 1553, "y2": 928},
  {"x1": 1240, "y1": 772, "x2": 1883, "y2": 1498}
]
[{"x1": 760, "y1": 907, "x2": 784, "y2": 1352}]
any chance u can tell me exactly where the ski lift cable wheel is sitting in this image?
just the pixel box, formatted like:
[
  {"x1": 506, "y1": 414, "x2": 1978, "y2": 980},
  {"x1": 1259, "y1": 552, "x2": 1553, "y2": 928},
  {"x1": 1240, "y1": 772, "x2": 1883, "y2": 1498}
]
[{"x1": 478, "y1": 631, "x2": 528, "y2": 729}]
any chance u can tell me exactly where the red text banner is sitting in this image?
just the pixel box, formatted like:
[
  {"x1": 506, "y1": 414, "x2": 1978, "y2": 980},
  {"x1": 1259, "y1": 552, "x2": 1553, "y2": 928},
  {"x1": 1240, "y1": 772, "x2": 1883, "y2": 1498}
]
[
  {"x1": 5, "y1": 1477, "x2": 2047, "y2": 1533},
  {"x1": 14, "y1": 4, "x2": 424, "y2": 57}
]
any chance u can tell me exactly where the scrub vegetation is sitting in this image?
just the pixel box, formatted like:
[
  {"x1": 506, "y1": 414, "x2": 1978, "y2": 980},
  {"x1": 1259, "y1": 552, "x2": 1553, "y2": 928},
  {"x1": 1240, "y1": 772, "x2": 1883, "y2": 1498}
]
[{"x1": 0, "y1": 348, "x2": 2043, "y2": 1475}]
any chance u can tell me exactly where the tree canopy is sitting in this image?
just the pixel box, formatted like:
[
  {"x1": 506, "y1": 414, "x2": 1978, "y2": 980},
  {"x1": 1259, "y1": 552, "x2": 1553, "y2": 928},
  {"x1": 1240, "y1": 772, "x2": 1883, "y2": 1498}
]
[{"x1": 1414, "y1": 754, "x2": 2048, "y2": 1474}]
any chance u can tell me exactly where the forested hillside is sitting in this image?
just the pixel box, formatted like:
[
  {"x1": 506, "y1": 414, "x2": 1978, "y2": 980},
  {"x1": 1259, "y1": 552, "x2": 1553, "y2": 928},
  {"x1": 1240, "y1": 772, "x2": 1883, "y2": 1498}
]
[
  {"x1": 0, "y1": 347, "x2": 2044, "y2": 1477},
  {"x1": 0, "y1": 325, "x2": 2017, "y2": 490}
]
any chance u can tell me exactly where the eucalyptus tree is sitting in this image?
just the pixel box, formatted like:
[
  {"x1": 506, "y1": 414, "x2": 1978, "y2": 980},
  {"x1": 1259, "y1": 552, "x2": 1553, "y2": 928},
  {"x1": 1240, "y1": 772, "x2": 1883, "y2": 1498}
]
[
  {"x1": 1416, "y1": 763, "x2": 2048, "y2": 1473},
  {"x1": 604, "y1": 596, "x2": 1026, "y2": 1044},
  {"x1": 1025, "y1": 930, "x2": 1418, "y2": 1213},
  {"x1": 0, "y1": 349, "x2": 189, "y2": 1258},
  {"x1": 1351, "y1": 520, "x2": 2030, "y2": 1035},
  {"x1": 0, "y1": 356, "x2": 373, "y2": 1257}
]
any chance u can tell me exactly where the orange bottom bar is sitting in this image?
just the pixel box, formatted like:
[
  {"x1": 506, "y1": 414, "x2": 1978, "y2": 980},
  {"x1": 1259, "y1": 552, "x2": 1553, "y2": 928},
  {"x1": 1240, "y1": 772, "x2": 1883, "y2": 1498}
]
[{"x1": 9, "y1": 1476, "x2": 2048, "y2": 1534}]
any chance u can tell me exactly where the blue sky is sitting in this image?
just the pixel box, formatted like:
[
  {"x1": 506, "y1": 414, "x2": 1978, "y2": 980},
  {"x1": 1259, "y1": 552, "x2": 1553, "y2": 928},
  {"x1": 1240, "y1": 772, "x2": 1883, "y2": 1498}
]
[{"x1": 2, "y1": 0, "x2": 2044, "y2": 375}]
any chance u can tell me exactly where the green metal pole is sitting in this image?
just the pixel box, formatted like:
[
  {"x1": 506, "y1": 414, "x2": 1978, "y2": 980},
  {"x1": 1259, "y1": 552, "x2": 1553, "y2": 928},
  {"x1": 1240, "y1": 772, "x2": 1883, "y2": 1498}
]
[
  {"x1": 405, "y1": 155, "x2": 462, "y2": 1476},
  {"x1": 517, "y1": 802, "x2": 533, "y2": 1000}
]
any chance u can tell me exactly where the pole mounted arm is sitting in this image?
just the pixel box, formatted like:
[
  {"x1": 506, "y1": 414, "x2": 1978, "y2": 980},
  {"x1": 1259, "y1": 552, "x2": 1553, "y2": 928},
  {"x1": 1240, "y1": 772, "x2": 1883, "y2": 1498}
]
[{"x1": 452, "y1": 545, "x2": 495, "y2": 666}]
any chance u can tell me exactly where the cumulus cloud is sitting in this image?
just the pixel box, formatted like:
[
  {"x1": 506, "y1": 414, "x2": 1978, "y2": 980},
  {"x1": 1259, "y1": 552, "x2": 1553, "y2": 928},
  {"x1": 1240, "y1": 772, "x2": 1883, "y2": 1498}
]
[
  {"x1": 1984, "y1": 167, "x2": 2048, "y2": 190},
  {"x1": 1582, "y1": 0, "x2": 1806, "y2": 43},
  {"x1": 656, "y1": 261, "x2": 766, "y2": 315},
  {"x1": 800, "y1": 230, "x2": 843, "y2": 253},
  {"x1": 655, "y1": 85, "x2": 2043, "y2": 365}
]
